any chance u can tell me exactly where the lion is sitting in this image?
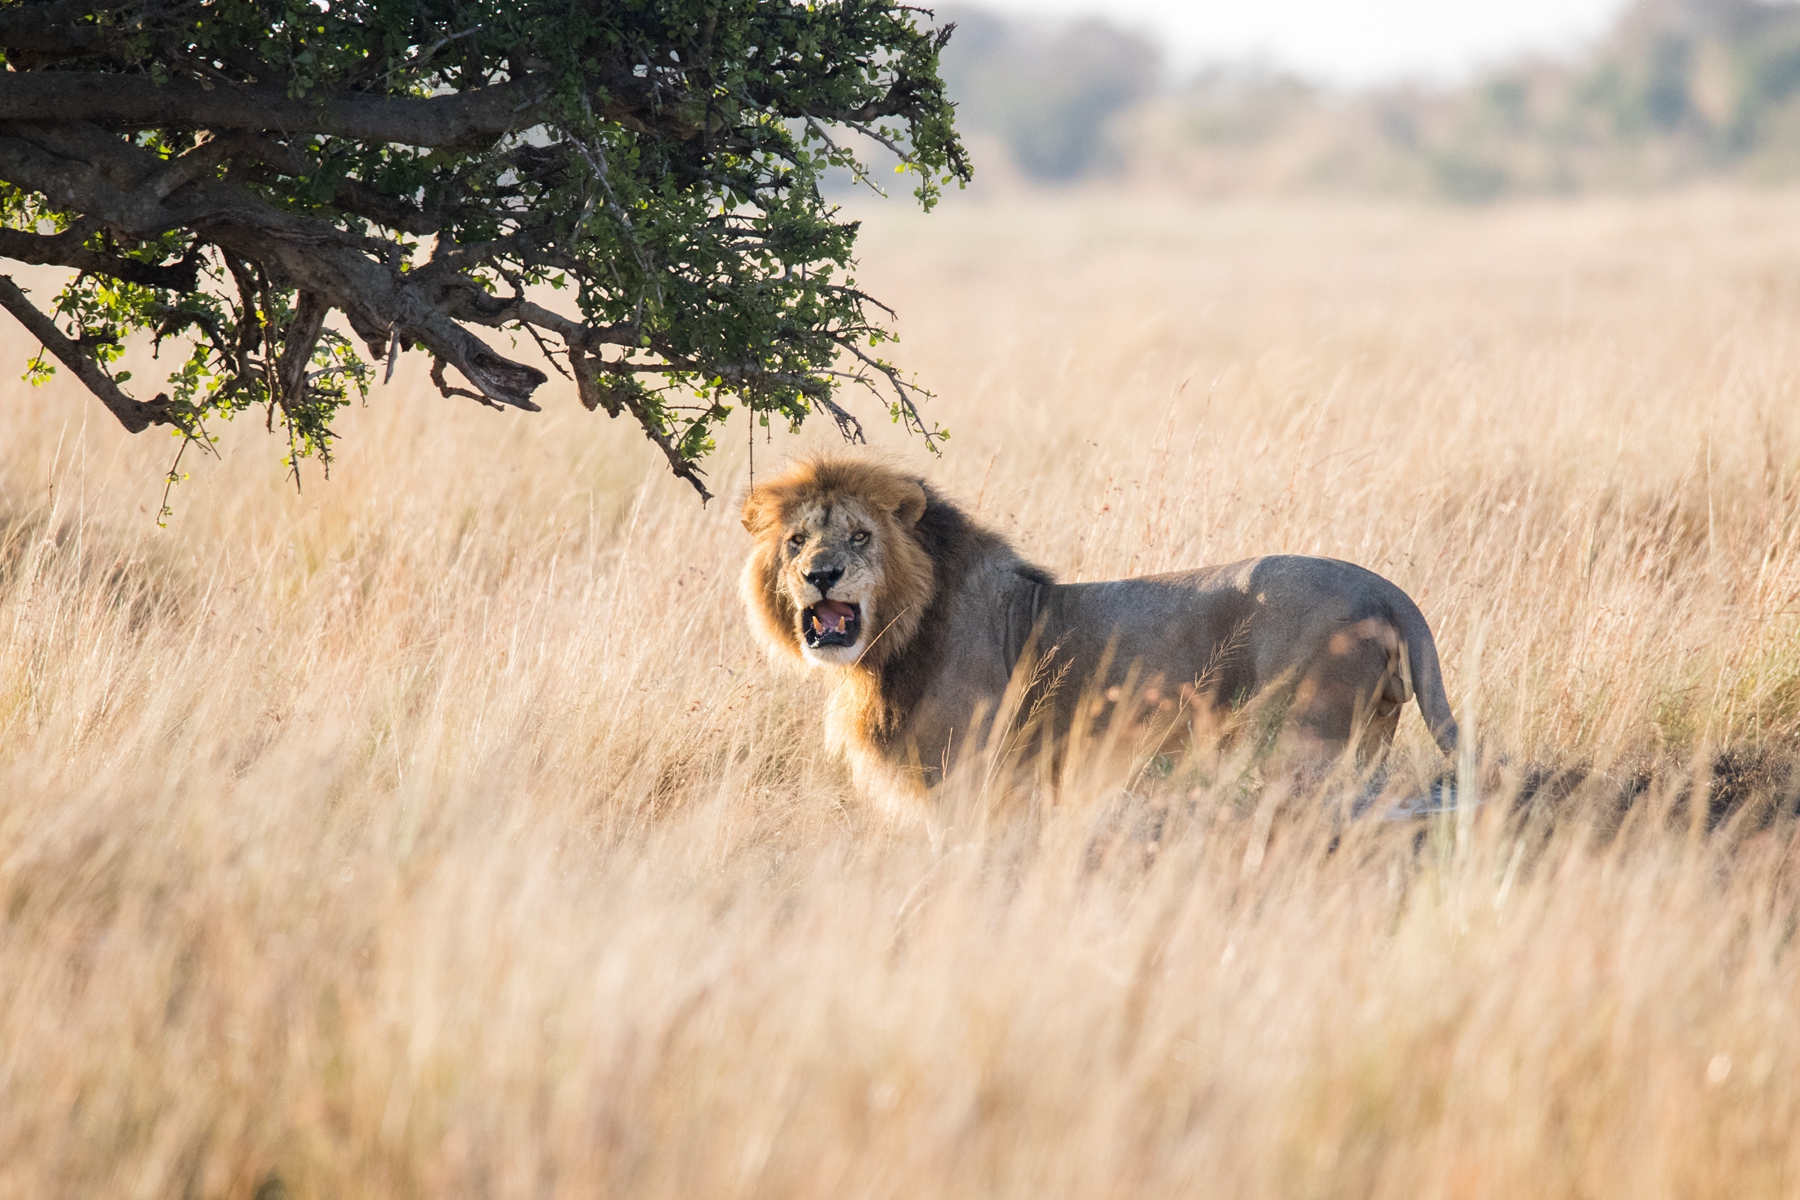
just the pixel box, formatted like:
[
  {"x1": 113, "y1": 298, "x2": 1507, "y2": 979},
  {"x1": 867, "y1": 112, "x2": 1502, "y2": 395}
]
[{"x1": 740, "y1": 453, "x2": 1458, "y2": 807}]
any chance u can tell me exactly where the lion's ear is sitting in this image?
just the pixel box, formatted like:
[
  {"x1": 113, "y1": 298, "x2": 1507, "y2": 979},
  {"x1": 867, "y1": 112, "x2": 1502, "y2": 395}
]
[
  {"x1": 893, "y1": 480, "x2": 927, "y2": 527},
  {"x1": 740, "y1": 487, "x2": 776, "y2": 534}
]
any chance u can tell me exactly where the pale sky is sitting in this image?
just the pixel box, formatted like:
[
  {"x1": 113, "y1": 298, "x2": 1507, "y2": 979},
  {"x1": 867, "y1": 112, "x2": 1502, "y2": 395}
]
[{"x1": 969, "y1": 0, "x2": 1638, "y2": 87}]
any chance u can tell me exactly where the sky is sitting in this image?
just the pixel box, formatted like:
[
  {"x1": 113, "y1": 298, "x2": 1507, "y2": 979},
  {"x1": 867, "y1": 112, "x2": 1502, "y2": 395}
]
[{"x1": 967, "y1": 0, "x2": 1638, "y2": 88}]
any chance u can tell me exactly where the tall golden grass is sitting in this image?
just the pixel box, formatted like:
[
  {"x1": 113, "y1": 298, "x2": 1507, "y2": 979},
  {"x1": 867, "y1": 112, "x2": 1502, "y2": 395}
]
[{"x1": 4, "y1": 187, "x2": 1800, "y2": 1197}]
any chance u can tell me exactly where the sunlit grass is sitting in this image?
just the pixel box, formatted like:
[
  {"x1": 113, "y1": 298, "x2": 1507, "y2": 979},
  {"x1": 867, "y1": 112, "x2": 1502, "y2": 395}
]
[{"x1": 3, "y1": 187, "x2": 1800, "y2": 1196}]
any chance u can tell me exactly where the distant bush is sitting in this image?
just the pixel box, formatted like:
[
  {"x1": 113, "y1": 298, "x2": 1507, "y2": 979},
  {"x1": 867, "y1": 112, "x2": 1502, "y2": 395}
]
[
  {"x1": 942, "y1": 0, "x2": 1800, "y2": 199},
  {"x1": 936, "y1": 7, "x2": 1162, "y2": 182},
  {"x1": 1165, "y1": 0, "x2": 1800, "y2": 199}
]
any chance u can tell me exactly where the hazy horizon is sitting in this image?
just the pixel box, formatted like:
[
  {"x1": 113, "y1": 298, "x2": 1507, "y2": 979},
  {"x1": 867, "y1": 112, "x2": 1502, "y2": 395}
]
[{"x1": 962, "y1": 0, "x2": 1636, "y2": 88}]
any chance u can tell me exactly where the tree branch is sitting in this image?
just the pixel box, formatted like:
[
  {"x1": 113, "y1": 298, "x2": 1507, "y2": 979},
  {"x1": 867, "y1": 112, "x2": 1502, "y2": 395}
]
[
  {"x1": 0, "y1": 72, "x2": 551, "y2": 148},
  {"x1": 0, "y1": 125, "x2": 547, "y2": 410},
  {"x1": 0, "y1": 225, "x2": 202, "y2": 290},
  {"x1": 0, "y1": 67, "x2": 717, "y2": 150},
  {"x1": 231, "y1": 142, "x2": 444, "y2": 235},
  {"x1": 618, "y1": 387, "x2": 713, "y2": 502},
  {"x1": 838, "y1": 341, "x2": 937, "y2": 443},
  {"x1": 429, "y1": 355, "x2": 499, "y2": 409},
  {"x1": 0, "y1": 274, "x2": 180, "y2": 433},
  {"x1": 0, "y1": 0, "x2": 140, "y2": 61},
  {"x1": 274, "y1": 290, "x2": 328, "y2": 408}
]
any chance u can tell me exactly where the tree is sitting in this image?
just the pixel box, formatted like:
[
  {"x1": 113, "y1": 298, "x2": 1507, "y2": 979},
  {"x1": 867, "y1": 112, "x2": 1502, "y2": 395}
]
[{"x1": 0, "y1": 0, "x2": 968, "y2": 501}]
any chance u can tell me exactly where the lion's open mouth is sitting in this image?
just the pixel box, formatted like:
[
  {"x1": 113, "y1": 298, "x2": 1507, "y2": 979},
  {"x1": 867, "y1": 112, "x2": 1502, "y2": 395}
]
[{"x1": 803, "y1": 599, "x2": 862, "y2": 649}]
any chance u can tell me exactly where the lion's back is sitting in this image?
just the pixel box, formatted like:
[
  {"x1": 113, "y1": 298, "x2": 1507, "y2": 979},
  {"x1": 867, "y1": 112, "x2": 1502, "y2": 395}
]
[
  {"x1": 1150, "y1": 554, "x2": 1417, "y2": 618},
  {"x1": 1040, "y1": 554, "x2": 1422, "y2": 695}
]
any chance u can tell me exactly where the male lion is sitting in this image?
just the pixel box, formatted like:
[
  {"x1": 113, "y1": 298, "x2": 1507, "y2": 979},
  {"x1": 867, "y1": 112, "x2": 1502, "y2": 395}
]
[{"x1": 740, "y1": 454, "x2": 1458, "y2": 807}]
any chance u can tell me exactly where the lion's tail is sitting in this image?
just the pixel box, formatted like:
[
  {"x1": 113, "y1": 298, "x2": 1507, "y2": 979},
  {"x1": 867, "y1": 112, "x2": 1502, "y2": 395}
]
[{"x1": 1386, "y1": 593, "x2": 1459, "y2": 757}]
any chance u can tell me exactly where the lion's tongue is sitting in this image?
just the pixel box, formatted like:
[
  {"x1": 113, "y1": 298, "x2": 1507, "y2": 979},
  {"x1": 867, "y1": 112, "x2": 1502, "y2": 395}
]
[{"x1": 814, "y1": 599, "x2": 856, "y2": 633}]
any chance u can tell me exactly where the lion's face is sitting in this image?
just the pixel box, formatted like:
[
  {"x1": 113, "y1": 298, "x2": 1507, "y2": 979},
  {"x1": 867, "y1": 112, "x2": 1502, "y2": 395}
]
[
  {"x1": 773, "y1": 496, "x2": 889, "y2": 665},
  {"x1": 740, "y1": 457, "x2": 934, "y2": 670}
]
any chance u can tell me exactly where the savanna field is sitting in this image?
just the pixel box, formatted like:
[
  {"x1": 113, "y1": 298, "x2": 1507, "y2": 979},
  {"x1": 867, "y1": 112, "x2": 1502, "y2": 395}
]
[{"x1": 6, "y1": 187, "x2": 1800, "y2": 1196}]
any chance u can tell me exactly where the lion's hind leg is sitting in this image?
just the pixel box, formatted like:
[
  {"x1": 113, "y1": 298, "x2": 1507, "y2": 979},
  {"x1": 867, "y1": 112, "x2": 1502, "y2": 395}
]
[
  {"x1": 1360, "y1": 620, "x2": 1414, "y2": 763},
  {"x1": 1278, "y1": 617, "x2": 1411, "y2": 774}
]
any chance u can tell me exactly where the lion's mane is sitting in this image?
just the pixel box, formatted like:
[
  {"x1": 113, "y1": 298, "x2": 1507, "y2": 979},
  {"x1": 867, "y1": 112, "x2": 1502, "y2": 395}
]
[{"x1": 739, "y1": 454, "x2": 1050, "y2": 772}]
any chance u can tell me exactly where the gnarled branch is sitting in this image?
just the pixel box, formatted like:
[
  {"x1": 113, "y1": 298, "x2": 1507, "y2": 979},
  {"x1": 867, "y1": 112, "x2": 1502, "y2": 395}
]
[
  {"x1": 0, "y1": 274, "x2": 180, "y2": 432},
  {"x1": 0, "y1": 225, "x2": 202, "y2": 290},
  {"x1": 0, "y1": 123, "x2": 547, "y2": 412},
  {"x1": 0, "y1": 72, "x2": 551, "y2": 148}
]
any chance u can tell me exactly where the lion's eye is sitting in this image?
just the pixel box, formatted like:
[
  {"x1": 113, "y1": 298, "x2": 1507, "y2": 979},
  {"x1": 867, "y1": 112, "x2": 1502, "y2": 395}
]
[
  {"x1": 787, "y1": 533, "x2": 806, "y2": 549},
  {"x1": 849, "y1": 530, "x2": 871, "y2": 546}
]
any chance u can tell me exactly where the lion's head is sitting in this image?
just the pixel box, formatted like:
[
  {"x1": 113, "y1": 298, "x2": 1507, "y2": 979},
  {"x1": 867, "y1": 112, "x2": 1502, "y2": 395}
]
[{"x1": 740, "y1": 454, "x2": 936, "y2": 669}]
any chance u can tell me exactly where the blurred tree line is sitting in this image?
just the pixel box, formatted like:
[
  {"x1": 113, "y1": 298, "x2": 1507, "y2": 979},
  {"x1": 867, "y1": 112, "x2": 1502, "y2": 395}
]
[
  {"x1": 934, "y1": 5, "x2": 1161, "y2": 182},
  {"x1": 939, "y1": 0, "x2": 1800, "y2": 199}
]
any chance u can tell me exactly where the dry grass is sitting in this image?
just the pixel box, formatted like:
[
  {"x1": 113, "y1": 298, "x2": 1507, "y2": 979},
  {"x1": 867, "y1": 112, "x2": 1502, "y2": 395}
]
[{"x1": 4, "y1": 186, "x2": 1800, "y2": 1197}]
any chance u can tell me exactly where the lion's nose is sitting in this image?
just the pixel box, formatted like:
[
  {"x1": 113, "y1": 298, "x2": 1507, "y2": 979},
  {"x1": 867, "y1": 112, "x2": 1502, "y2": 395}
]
[{"x1": 805, "y1": 565, "x2": 843, "y2": 594}]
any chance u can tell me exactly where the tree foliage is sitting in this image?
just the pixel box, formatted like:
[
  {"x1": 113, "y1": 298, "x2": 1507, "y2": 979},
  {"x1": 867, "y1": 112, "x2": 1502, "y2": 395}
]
[{"x1": 0, "y1": 0, "x2": 968, "y2": 499}]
